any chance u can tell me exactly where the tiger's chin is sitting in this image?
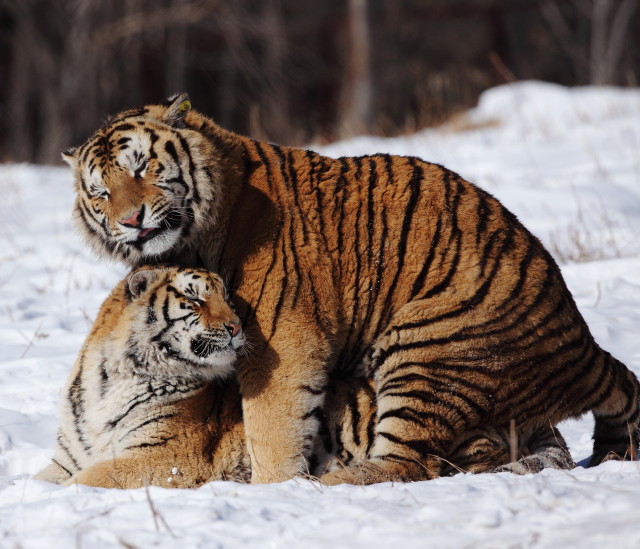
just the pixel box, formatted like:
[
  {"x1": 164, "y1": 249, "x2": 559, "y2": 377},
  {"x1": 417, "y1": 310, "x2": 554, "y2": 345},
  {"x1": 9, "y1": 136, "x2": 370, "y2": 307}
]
[
  {"x1": 141, "y1": 228, "x2": 182, "y2": 257},
  {"x1": 153, "y1": 341, "x2": 239, "y2": 381},
  {"x1": 125, "y1": 227, "x2": 183, "y2": 262},
  {"x1": 191, "y1": 351, "x2": 238, "y2": 380}
]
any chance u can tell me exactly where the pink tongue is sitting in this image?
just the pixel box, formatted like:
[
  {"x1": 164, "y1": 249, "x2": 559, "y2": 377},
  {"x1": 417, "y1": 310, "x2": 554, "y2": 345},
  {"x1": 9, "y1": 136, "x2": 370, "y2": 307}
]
[{"x1": 139, "y1": 228, "x2": 155, "y2": 238}]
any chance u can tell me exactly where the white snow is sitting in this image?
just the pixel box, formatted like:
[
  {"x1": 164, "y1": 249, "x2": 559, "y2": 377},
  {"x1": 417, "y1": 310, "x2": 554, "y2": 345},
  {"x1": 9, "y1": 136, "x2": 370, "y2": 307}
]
[{"x1": 1, "y1": 81, "x2": 640, "y2": 548}]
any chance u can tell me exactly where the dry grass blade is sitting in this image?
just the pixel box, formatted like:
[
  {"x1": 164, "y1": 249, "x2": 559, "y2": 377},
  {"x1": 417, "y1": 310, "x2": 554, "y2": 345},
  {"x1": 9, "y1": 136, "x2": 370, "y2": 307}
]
[{"x1": 144, "y1": 484, "x2": 176, "y2": 537}]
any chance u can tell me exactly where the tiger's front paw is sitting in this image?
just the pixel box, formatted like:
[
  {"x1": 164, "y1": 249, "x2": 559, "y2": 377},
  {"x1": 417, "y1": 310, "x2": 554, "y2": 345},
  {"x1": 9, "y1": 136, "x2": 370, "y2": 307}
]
[
  {"x1": 320, "y1": 458, "x2": 434, "y2": 485},
  {"x1": 319, "y1": 460, "x2": 392, "y2": 486},
  {"x1": 250, "y1": 460, "x2": 305, "y2": 484}
]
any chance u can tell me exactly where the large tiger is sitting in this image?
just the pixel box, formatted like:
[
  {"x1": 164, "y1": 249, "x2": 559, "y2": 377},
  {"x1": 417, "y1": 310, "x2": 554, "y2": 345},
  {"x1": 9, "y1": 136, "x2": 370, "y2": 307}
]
[
  {"x1": 61, "y1": 94, "x2": 640, "y2": 485},
  {"x1": 34, "y1": 266, "x2": 573, "y2": 488}
]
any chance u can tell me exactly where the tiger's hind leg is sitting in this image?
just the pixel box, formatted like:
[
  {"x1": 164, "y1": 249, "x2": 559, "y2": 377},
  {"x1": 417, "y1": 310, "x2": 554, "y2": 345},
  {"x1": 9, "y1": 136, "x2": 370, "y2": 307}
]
[
  {"x1": 321, "y1": 329, "x2": 493, "y2": 485},
  {"x1": 490, "y1": 425, "x2": 574, "y2": 475},
  {"x1": 441, "y1": 424, "x2": 574, "y2": 476},
  {"x1": 588, "y1": 354, "x2": 640, "y2": 465}
]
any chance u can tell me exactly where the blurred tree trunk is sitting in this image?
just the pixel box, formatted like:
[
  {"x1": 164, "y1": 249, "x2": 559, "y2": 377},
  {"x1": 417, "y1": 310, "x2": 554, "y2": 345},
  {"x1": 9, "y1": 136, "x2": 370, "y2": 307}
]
[
  {"x1": 121, "y1": 0, "x2": 143, "y2": 108},
  {"x1": 337, "y1": 0, "x2": 372, "y2": 139},
  {"x1": 261, "y1": 0, "x2": 290, "y2": 142},
  {"x1": 589, "y1": 0, "x2": 637, "y2": 85},
  {"x1": 7, "y1": 9, "x2": 31, "y2": 162},
  {"x1": 6, "y1": 1, "x2": 98, "y2": 163},
  {"x1": 541, "y1": 0, "x2": 638, "y2": 85},
  {"x1": 166, "y1": 0, "x2": 188, "y2": 94},
  {"x1": 217, "y1": 3, "x2": 245, "y2": 130}
]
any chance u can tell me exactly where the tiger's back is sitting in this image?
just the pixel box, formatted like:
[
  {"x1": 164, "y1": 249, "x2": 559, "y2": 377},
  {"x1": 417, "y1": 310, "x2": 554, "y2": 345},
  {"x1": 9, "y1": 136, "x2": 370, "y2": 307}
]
[{"x1": 62, "y1": 95, "x2": 639, "y2": 484}]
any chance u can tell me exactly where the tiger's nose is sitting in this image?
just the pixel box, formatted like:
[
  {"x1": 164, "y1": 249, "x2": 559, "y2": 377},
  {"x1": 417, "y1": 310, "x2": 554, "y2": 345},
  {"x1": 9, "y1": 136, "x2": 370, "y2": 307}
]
[
  {"x1": 224, "y1": 322, "x2": 241, "y2": 337},
  {"x1": 120, "y1": 210, "x2": 142, "y2": 228}
]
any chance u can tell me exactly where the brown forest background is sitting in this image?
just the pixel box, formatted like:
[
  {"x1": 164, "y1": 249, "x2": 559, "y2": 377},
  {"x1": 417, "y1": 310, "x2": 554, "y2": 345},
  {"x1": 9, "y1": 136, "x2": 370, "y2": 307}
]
[{"x1": 1, "y1": 0, "x2": 639, "y2": 164}]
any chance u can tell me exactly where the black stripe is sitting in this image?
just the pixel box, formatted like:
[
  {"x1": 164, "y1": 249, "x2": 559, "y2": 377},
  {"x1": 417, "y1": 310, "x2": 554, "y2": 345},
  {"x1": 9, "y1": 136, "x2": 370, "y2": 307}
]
[
  {"x1": 410, "y1": 216, "x2": 442, "y2": 300},
  {"x1": 108, "y1": 381, "x2": 201, "y2": 429},
  {"x1": 379, "y1": 391, "x2": 469, "y2": 428},
  {"x1": 309, "y1": 151, "x2": 330, "y2": 252},
  {"x1": 287, "y1": 204, "x2": 303, "y2": 307},
  {"x1": 164, "y1": 140, "x2": 180, "y2": 166},
  {"x1": 380, "y1": 273, "x2": 562, "y2": 365},
  {"x1": 503, "y1": 334, "x2": 593, "y2": 415},
  {"x1": 147, "y1": 290, "x2": 158, "y2": 324},
  {"x1": 371, "y1": 203, "x2": 389, "y2": 336},
  {"x1": 345, "y1": 389, "x2": 362, "y2": 448},
  {"x1": 56, "y1": 435, "x2": 81, "y2": 471},
  {"x1": 99, "y1": 358, "x2": 109, "y2": 398},
  {"x1": 366, "y1": 158, "x2": 377, "y2": 269},
  {"x1": 341, "y1": 166, "x2": 364, "y2": 353},
  {"x1": 245, "y1": 142, "x2": 285, "y2": 329},
  {"x1": 144, "y1": 129, "x2": 160, "y2": 160},
  {"x1": 74, "y1": 202, "x2": 100, "y2": 239},
  {"x1": 379, "y1": 157, "x2": 422, "y2": 322},
  {"x1": 68, "y1": 357, "x2": 91, "y2": 453},
  {"x1": 379, "y1": 372, "x2": 487, "y2": 417},
  {"x1": 475, "y1": 189, "x2": 491, "y2": 244},
  {"x1": 377, "y1": 431, "x2": 442, "y2": 456},
  {"x1": 126, "y1": 436, "x2": 177, "y2": 450},
  {"x1": 254, "y1": 141, "x2": 275, "y2": 193},
  {"x1": 285, "y1": 149, "x2": 309, "y2": 243},
  {"x1": 334, "y1": 423, "x2": 345, "y2": 459},
  {"x1": 335, "y1": 158, "x2": 350, "y2": 266},
  {"x1": 176, "y1": 134, "x2": 201, "y2": 204},
  {"x1": 51, "y1": 458, "x2": 74, "y2": 478},
  {"x1": 301, "y1": 384, "x2": 327, "y2": 396},
  {"x1": 268, "y1": 236, "x2": 289, "y2": 341},
  {"x1": 302, "y1": 406, "x2": 325, "y2": 421},
  {"x1": 111, "y1": 123, "x2": 135, "y2": 133},
  {"x1": 395, "y1": 226, "x2": 515, "y2": 332},
  {"x1": 119, "y1": 412, "x2": 180, "y2": 442}
]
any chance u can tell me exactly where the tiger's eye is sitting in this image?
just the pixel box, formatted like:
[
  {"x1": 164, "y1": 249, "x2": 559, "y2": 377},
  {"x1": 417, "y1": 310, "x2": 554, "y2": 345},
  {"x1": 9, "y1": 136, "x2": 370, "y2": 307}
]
[
  {"x1": 92, "y1": 188, "x2": 109, "y2": 200},
  {"x1": 185, "y1": 294, "x2": 204, "y2": 306}
]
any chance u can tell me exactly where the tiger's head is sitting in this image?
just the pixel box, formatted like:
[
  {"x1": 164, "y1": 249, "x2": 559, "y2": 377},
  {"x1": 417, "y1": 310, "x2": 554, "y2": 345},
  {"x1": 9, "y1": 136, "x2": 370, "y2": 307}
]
[
  {"x1": 62, "y1": 94, "x2": 220, "y2": 266},
  {"x1": 113, "y1": 266, "x2": 245, "y2": 381}
]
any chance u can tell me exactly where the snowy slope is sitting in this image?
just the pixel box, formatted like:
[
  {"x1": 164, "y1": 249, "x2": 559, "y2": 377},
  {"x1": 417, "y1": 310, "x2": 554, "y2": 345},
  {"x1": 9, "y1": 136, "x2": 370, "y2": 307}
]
[{"x1": 1, "y1": 81, "x2": 639, "y2": 548}]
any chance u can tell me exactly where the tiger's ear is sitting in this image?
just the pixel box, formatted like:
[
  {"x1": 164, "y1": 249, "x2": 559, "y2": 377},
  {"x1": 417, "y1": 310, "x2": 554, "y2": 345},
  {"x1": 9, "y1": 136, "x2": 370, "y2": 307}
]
[
  {"x1": 163, "y1": 93, "x2": 191, "y2": 129},
  {"x1": 61, "y1": 147, "x2": 78, "y2": 168},
  {"x1": 127, "y1": 269, "x2": 160, "y2": 300}
]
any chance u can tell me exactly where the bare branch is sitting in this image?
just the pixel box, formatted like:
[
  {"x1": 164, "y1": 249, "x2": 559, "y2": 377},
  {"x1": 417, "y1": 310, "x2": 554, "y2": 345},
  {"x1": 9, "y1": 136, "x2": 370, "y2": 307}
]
[{"x1": 91, "y1": 0, "x2": 219, "y2": 52}]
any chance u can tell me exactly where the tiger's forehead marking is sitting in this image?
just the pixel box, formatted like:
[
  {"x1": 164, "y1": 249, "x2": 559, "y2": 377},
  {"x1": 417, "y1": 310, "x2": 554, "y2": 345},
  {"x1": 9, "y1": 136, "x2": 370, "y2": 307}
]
[
  {"x1": 79, "y1": 115, "x2": 170, "y2": 168},
  {"x1": 171, "y1": 270, "x2": 225, "y2": 296},
  {"x1": 78, "y1": 120, "x2": 169, "y2": 187}
]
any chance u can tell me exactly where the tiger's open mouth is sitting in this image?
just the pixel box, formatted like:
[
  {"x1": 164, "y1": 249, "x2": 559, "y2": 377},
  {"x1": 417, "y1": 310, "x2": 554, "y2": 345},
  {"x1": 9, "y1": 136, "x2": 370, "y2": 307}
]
[
  {"x1": 133, "y1": 209, "x2": 182, "y2": 245},
  {"x1": 137, "y1": 226, "x2": 164, "y2": 243}
]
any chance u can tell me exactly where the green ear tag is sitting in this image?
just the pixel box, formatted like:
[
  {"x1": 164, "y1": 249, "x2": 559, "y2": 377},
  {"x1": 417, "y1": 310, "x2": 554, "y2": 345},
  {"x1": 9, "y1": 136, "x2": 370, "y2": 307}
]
[{"x1": 178, "y1": 100, "x2": 191, "y2": 113}]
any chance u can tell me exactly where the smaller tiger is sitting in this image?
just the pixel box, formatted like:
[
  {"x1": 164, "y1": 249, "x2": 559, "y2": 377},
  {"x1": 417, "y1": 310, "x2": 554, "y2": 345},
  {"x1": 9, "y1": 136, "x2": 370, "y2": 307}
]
[{"x1": 33, "y1": 266, "x2": 249, "y2": 488}]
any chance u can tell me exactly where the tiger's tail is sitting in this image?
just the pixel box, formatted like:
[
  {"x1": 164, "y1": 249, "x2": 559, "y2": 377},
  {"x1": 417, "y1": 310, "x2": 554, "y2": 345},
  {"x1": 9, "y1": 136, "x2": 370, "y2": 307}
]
[{"x1": 589, "y1": 353, "x2": 640, "y2": 466}]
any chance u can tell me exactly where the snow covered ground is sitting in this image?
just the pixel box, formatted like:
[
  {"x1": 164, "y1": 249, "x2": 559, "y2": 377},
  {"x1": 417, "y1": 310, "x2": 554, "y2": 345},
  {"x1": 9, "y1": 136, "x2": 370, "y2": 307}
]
[{"x1": 1, "y1": 81, "x2": 640, "y2": 548}]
